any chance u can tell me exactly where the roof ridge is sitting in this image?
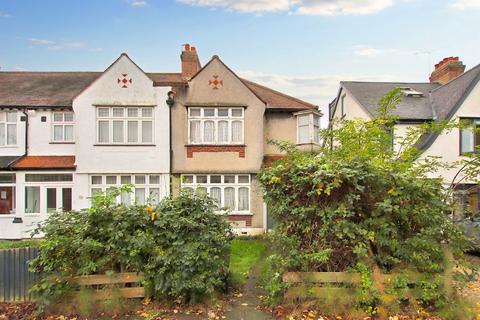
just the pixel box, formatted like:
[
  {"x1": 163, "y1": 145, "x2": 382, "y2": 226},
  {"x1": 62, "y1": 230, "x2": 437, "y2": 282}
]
[{"x1": 242, "y1": 78, "x2": 317, "y2": 109}]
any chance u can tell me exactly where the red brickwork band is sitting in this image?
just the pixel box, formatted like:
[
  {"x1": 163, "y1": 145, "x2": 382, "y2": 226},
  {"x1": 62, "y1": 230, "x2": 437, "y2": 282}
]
[
  {"x1": 186, "y1": 146, "x2": 245, "y2": 158},
  {"x1": 227, "y1": 215, "x2": 252, "y2": 227}
]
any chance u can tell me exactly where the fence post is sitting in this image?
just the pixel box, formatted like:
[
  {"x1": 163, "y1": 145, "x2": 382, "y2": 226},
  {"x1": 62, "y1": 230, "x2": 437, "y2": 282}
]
[{"x1": 443, "y1": 245, "x2": 453, "y2": 299}]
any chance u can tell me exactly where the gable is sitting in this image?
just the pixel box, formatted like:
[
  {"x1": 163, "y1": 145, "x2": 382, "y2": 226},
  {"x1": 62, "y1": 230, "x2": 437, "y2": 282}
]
[
  {"x1": 74, "y1": 54, "x2": 156, "y2": 106},
  {"x1": 186, "y1": 57, "x2": 265, "y2": 107}
]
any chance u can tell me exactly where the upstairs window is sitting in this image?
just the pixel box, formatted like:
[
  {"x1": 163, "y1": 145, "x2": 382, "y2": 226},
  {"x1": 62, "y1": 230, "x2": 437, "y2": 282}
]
[
  {"x1": 296, "y1": 112, "x2": 321, "y2": 144},
  {"x1": 96, "y1": 107, "x2": 154, "y2": 145},
  {"x1": 188, "y1": 107, "x2": 244, "y2": 145},
  {"x1": 52, "y1": 112, "x2": 74, "y2": 142},
  {"x1": 0, "y1": 111, "x2": 17, "y2": 146},
  {"x1": 460, "y1": 118, "x2": 480, "y2": 154}
]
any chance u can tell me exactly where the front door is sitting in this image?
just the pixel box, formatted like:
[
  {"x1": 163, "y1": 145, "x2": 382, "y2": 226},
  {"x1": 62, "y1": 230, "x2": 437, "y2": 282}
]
[{"x1": 0, "y1": 186, "x2": 14, "y2": 214}]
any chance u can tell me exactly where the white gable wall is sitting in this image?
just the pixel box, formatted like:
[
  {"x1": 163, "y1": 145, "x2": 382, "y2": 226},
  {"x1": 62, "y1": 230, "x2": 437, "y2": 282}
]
[{"x1": 420, "y1": 81, "x2": 480, "y2": 183}]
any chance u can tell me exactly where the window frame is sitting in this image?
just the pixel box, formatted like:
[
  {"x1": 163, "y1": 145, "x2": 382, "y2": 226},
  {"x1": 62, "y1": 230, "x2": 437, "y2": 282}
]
[
  {"x1": 89, "y1": 174, "x2": 163, "y2": 205},
  {"x1": 296, "y1": 112, "x2": 321, "y2": 145},
  {"x1": 460, "y1": 118, "x2": 480, "y2": 155},
  {"x1": 0, "y1": 110, "x2": 17, "y2": 147},
  {"x1": 96, "y1": 107, "x2": 155, "y2": 145},
  {"x1": 52, "y1": 111, "x2": 75, "y2": 143},
  {"x1": 180, "y1": 174, "x2": 251, "y2": 214},
  {"x1": 187, "y1": 107, "x2": 245, "y2": 145}
]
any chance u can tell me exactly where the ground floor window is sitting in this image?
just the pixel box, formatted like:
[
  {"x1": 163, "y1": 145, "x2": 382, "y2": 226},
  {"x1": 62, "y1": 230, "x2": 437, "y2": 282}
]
[
  {"x1": 25, "y1": 185, "x2": 73, "y2": 214},
  {"x1": 90, "y1": 174, "x2": 164, "y2": 205},
  {"x1": 180, "y1": 174, "x2": 250, "y2": 212},
  {"x1": 0, "y1": 185, "x2": 15, "y2": 214}
]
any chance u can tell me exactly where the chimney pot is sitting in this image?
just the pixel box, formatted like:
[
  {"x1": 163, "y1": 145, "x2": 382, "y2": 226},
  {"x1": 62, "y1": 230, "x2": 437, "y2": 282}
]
[
  {"x1": 181, "y1": 43, "x2": 201, "y2": 80},
  {"x1": 430, "y1": 56, "x2": 465, "y2": 85}
]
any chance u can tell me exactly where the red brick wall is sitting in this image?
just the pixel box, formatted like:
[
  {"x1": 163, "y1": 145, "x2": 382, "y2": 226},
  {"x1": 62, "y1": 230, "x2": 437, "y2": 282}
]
[
  {"x1": 228, "y1": 215, "x2": 252, "y2": 227},
  {"x1": 186, "y1": 146, "x2": 245, "y2": 158}
]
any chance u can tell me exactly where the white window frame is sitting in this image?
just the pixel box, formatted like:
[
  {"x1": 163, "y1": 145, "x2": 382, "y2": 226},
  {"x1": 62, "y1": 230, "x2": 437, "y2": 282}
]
[
  {"x1": 296, "y1": 112, "x2": 321, "y2": 144},
  {"x1": 89, "y1": 174, "x2": 163, "y2": 205},
  {"x1": 52, "y1": 111, "x2": 74, "y2": 142},
  {"x1": 0, "y1": 110, "x2": 17, "y2": 147},
  {"x1": 96, "y1": 107, "x2": 155, "y2": 145},
  {"x1": 180, "y1": 174, "x2": 251, "y2": 214},
  {"x1": 187, "y1": 107, "x2": 244, "y2": 145},
  {"x1": 24, "y1": 173, "x2": 74, "y2": 215}
]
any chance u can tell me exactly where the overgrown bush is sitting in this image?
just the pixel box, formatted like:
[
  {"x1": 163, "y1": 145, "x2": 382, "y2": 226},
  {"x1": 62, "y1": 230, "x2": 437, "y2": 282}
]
[
  {"x1": 259, "y1": 89, "x2": 470, "y2": 315},
  {"x1": 30, "y1": 187, "x2": 231, "y2": 310}
]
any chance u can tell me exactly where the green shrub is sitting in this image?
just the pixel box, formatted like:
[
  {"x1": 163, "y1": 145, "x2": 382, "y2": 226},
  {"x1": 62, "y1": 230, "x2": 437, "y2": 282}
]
[
  {"x1": 259, "y1": 88, "x2": 469, "y2": 315},
  {"x1": 30, "y1": 187, "x2": 231, "y2": 310}
]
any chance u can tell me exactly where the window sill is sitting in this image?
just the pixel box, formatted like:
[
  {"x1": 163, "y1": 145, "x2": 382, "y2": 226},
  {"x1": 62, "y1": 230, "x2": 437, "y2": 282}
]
[
  {"x1": 296, "y1": 142, "x2": 321, "y2": 146},
  {"x1": 50, "y1": 141, "x2": 75, "y2": 144},
  {"x1": 94, "y1": 144, "x2": 156, "y2": 147},
  {"x1": 185, "y1": 144, "x2": 246, "y2": 147},
  {"x1": 0, "y1": 145, "x2": 19, "y2": 148}
]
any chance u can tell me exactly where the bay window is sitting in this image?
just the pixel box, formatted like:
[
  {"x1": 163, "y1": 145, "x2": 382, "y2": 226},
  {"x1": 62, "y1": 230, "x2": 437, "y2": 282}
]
[
  {"x1": 97, "y1": 107, "x2": 154, "y2": 144},
  {"x1": 460, "y1": 118, "x2": 480, "y2": 154},
  {"x1": 296, "y1": 111, "x2": 321, "y2": 144},
  {"x1": 90, "y1": 174, "x2": 164, "y2": 205},
  {"x1": 0, "y1": 111, "x2": 17, "y2": 146},
  {"x1": 181, "y1": 174, "x2": 250, "y2": 212},
  {"x1": 188, "y1": 107, "x2": 244, "y2": 144},
  {"x1": 52, "y1": 112, "x2": 74, "y2": 142}
]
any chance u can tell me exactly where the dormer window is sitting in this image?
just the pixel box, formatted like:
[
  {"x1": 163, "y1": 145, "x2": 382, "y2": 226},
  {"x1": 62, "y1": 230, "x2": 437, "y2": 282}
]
[
  {"x1": 295, "y1": 111, "x2": 321, "y2": 144},
  {"x1": 399, "y1": 87, "x2": 424, "y2": 97}
]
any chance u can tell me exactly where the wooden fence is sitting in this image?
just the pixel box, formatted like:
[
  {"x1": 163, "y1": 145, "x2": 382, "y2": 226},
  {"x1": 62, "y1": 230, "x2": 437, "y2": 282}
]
[
  {"x1": 72, "y1": 272, "x2": 145, "y2": 299},
  {"x1": 0, "y1": 247, "x2": 40, "y2": 302}
]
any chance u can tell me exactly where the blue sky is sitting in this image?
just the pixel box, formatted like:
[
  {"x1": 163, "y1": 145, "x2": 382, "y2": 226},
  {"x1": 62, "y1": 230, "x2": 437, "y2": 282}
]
[{"x1": 0, "y1": 0, "x2": 479, "y2": 113}]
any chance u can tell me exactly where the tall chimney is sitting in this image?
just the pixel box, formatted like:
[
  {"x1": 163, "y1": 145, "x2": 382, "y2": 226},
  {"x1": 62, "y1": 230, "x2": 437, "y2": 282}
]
[
  {"x1": 181, "y1": 43, "x2": 201, "y2": 80},
  {"x1": 429, "y1": 56, "x2": 465, "y2": 85}
]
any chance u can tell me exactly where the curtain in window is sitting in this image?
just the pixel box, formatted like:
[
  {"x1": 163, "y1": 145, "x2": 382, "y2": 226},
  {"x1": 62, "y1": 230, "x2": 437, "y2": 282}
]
[
  {"x1": 113, "y1": 120, "x2": 124, "y2": 143},
  {"x1": 0, "y1": 123, "x2": 4, "y2": 146},
  {"x1": 135, "y1": 188, "x2": 146, "y2": 205},
  {"x1": 210, "y1": 187, "x2": 222, "y2": 207},
  {"x1": 6, "y1": 124, "x2": 16, "y2": 145},
  {"x1": 204, "y1": 120, "x2": 215, "y2": 143},
  {"x1": 461, "y1": 127, "x2": 474, "y2": 153},
  {"x1": 128, "y1": 121, "x2": 138, "y2": 143},
  {"x1": 232, "y1": 121, "x2": 242, "y2": 143},
  {"x1": 64, "y1": 125, "x2": 74, "y2": 141},
  {"x1": 53, "y1": 125, "x2": 63, "y2": 141},
  {"x1": 224, "y1": 187, "x2": 235, "y2": 209},
  {"x1": 149, "y1": 188, "x2": 160, "y2": 204},
  {"x1": 190, "y1": 120, "x2": 201, "y2": 143},
  {"x1": 142, "y1": 121, "x2": 153, "y2": 143},
  {"x1": 218, "y1": 121, "x2": 229, "y2": 143},
  {"x1": 98, "y1": 121, "x2": 109, "y2": 143},
  {"x1": 238, "y1": 187, "x2": 249, "y2": 210},
  {"x1": 121, "y1": 191, "x2": 131, "y2": 205}
]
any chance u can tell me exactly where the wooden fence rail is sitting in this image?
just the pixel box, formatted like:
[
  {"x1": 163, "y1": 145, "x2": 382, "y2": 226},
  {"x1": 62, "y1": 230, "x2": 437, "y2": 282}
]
[{"x1": 0, "y1": 247, "x2": 40, "y2": 302}]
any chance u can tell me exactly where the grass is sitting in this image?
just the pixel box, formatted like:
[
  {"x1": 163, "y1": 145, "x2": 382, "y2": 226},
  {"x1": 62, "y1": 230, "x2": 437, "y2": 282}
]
[
  {"x1": 0, "y1": 239, "x2": 42, "y2": 249},
  {"x1": 229, "y1": 238, "x2": 268, "y2": 287}
]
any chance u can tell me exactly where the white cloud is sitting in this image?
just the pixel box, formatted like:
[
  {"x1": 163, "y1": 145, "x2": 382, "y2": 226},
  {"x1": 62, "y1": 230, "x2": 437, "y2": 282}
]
[
  {"x1": 238, "y1": 70, "x2": 401, "y2": 126},
  {"x1": 177, "y1": 0, "x2": 294, "y2": 13},
  {"x1": 177, "y1": 0, "x2": 396, "y2": 15},
  {"x1": 450, "y1": 0, "x2": 480, "y2": 9},
  {"x1": 28, "y1": 38, "x2": 86, "y2": 50},
  {"x1": 130, "y1": 0, "x2": 148, "y2": 7},
  {"x1": 352, "y1": 45, "x2": 400, "y2": 57},
  {"x1": 0, "y1": 11, "x2": 10, "y2": 18}
]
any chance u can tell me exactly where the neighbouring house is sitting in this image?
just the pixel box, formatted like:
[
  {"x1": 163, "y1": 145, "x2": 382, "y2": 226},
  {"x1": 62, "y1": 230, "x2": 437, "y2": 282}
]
[
  {"x1": 329, "y1": 56, "x2": 480, "y2": 218},
  {"x1": 0, "y1": 44, "x2": 319, "y2": 239}
]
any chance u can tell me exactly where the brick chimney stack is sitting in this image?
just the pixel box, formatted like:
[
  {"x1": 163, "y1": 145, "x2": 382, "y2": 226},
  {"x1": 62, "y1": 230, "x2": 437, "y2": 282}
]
[
  {"x1": 181, "y1": 43, "x2": 201, "y2": 80},
  {"x1": 429, "y1": 56, "x2": 465, "y2": 85}
]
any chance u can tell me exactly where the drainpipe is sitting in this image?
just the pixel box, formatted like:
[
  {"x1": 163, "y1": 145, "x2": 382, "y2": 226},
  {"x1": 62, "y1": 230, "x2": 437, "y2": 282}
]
[{"x1": 166, "y1": 90, "x2": 175, "y2": 196}]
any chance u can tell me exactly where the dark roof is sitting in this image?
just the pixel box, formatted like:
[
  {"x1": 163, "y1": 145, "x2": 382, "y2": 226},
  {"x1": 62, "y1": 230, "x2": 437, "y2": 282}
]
[
  {"x1": 341, "y1": 81, "x2": 441, "y2": 120},
  {"x1": 336, "y1": 63, "x2": 480, "y2": 152},
  {"x1": 242, "y1": 79, "x2": 317, "y2": 111},
  {"x1": 0, "y1": 70, "x2": 315, "y2": 111},
  {"x1": 0, "y1": 156, "x2": 22, "y2": 169},
  {"x1": 0, "y1": 72, "x2": 100, "y2": 108},
  {"x1": 416, "y1": 64, "x2": 480, "y2": 151}
]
